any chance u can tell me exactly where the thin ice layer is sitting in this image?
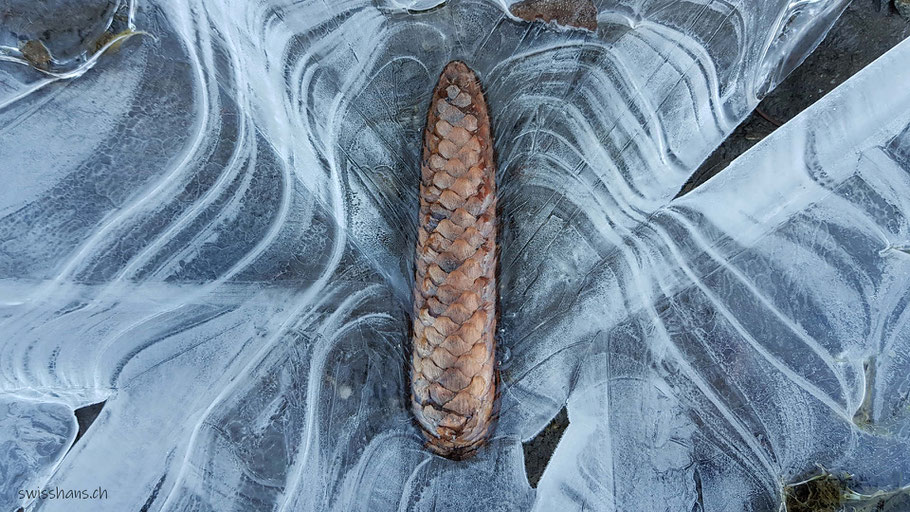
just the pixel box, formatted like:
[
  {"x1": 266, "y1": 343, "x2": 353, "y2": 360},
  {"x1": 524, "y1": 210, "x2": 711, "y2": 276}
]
[
  {"x1": 534, "y1": 38, "x2": 910, "y2": 510},
  {"x1": 0, "y1": 398, "x2": 76, "y2": 512}
]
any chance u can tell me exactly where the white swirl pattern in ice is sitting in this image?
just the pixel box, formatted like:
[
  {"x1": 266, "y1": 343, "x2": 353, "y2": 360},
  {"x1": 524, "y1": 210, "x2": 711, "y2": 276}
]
[{"x1": 1, "y1": 0, "x2": 908, "y2": 510}]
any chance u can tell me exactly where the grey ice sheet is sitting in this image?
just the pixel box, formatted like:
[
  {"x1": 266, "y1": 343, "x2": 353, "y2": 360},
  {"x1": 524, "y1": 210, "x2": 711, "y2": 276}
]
[{"x1": 1, "y1": 0, "x2": 908, "y2": 511}]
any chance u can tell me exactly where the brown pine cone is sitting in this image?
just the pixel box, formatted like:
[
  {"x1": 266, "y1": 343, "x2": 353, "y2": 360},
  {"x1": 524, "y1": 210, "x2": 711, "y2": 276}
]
[{"x1": 410, "y1": 61, "x2": 498, "y2": 460}]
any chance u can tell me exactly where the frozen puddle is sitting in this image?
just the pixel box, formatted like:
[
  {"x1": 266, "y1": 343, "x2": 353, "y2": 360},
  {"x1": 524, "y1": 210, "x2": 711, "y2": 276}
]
[{"x1": 1, "y1": 0, "x2": 909, "y2": 510}]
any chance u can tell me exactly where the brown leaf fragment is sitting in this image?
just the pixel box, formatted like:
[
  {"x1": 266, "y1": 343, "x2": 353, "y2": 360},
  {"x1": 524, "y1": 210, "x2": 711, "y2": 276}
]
[{"x1": 509, "y1": 0, "x2": 598, "y2": 31}]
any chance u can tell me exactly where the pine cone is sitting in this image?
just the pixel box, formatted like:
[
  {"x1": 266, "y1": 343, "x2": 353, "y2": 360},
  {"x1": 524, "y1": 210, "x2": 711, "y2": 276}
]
[{"x1": 411, "y1": 61, "x2": 498, "y2": 460}]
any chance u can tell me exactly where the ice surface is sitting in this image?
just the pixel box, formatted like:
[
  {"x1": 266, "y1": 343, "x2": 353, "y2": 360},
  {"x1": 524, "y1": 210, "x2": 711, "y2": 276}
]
[
  {"x1": 0, "y1": 398, "x2": 75, "y2": 511},
  {"x1": 1, "y1": 0, "x2": 908, "y2": 510}
]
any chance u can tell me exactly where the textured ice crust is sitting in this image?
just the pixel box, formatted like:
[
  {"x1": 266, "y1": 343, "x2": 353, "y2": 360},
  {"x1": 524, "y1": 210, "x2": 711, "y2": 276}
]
[{"x1": 1, "y1": 0, "x2": 908, "y2": 510}]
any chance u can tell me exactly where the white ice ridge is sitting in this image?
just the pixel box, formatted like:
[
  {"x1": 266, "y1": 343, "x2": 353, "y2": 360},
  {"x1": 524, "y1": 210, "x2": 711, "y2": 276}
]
[{"x1": 1, "y1": 0, "x2": 907, "y2": 510}]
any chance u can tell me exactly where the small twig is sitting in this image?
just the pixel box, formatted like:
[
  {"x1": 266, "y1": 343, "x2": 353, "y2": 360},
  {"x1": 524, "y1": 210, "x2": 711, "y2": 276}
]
[{"x1": 755, "y1": 107, "x2": 783, "y2": 127}]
